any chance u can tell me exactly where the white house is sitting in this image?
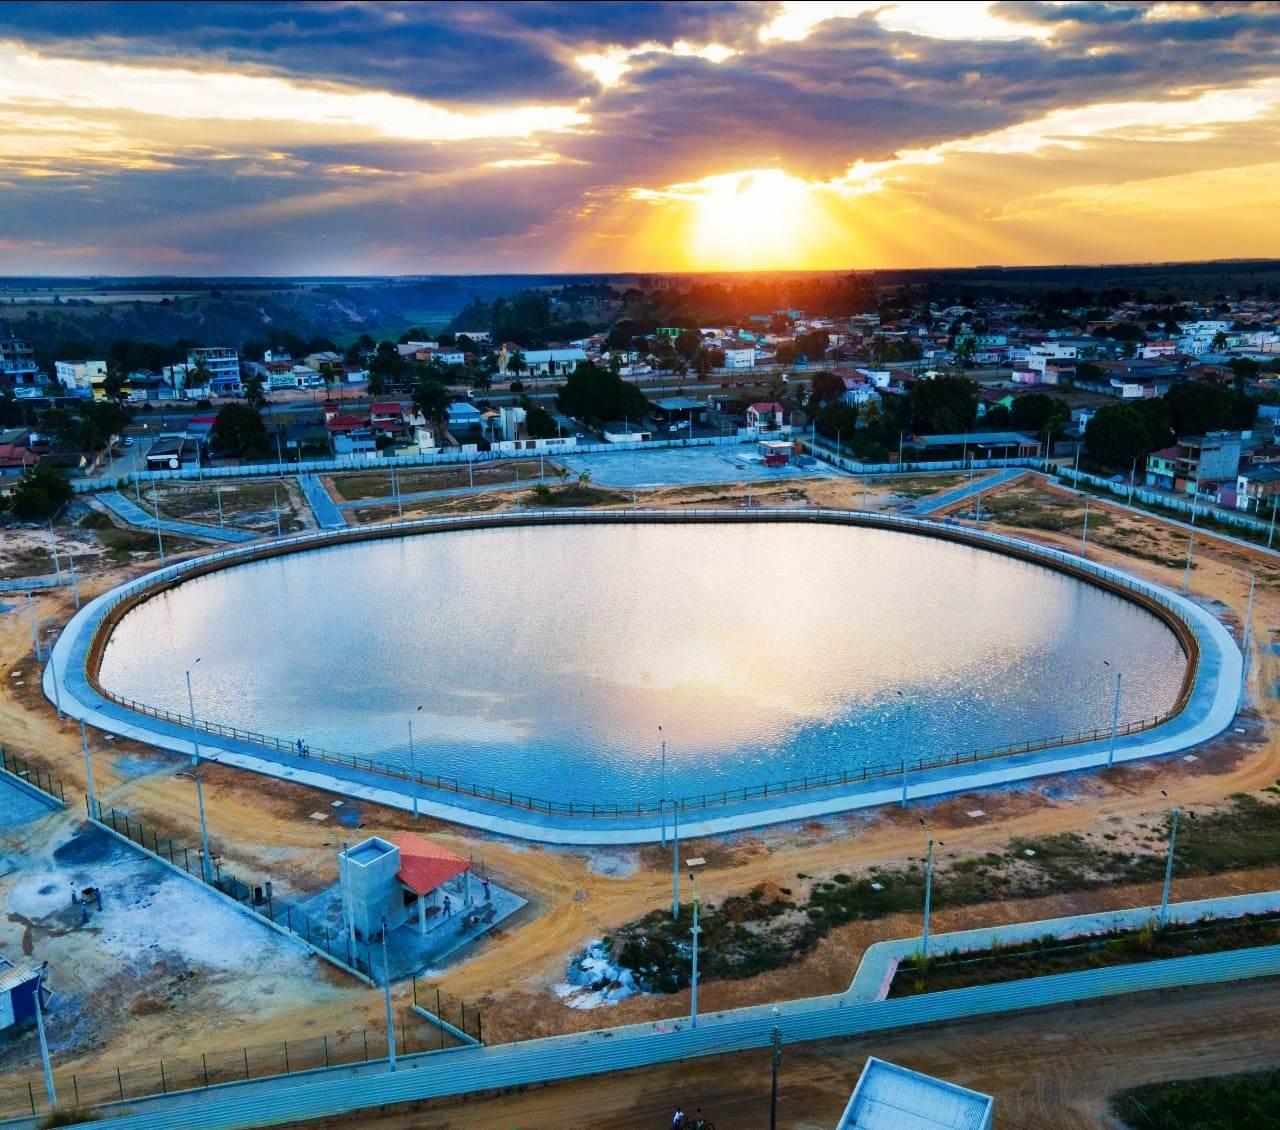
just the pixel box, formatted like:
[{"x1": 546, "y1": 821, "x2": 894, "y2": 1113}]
[
  {"x1": 505, "y1": 348, "x2": 588, "y2": 377},
  {"x1": 1027, "y1": 343, "x2": 1077, "y2": 374},
  {"x1": 746, "y1": 401, "x2": 784, "y2": 430},
  {"x1": 54, "y1": 359, "x2": 107, "y2": 392},
  {"x1": 723, "y1": 347, "x2": 755, "y2": 370}
]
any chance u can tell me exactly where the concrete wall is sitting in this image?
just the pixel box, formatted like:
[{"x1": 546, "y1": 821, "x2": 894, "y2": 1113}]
[{"x1": 339, "y1": 839, "x2": 405, "y2": 940}]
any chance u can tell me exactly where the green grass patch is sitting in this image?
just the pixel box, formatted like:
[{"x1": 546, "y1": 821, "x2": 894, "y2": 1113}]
[
  {"x1": 1113, "y1": 1067, "x2": 1280, "y2": 1130},
  {"x1": 890, "y1": 913, "x2": 1280, "y2": 997}
]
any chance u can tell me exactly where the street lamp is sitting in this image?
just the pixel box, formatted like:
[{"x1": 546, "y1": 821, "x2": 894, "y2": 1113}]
[
  {"x1": 896, "y1": 690, "x2": 910, "y2": 807},
  {"x1": 769, "y1": 1018, "x2": 782, "y2": 1130},
  {"x1": 186, "y1": 659, "x2": 213, "y2": 883},
  {"x1": 919, "y1": 817, "x2": 943, "y2": 958},
  {"x1": 1157, "y1": 790, "x2": 1193, "y2": 928},
  {"x1": 658, "y1": 725, "x2": 667, "y2": 848},
  {"x1": 380, "y1": 915, "x2": 397, "y2": 1070},
  {"x1": 407, "y1": 706, "x2": 422, "y2": 821},
  {"x1": 1079, "y1": 495, "x2": 1091, "y2": 557},
  {"x1": 688, "y1": 871, "x2": 701, "y2": 1028},
  {"x1": 1103, "y1": 660, "x2": 1122, "y2": 769},
  {"x1": 33, "y1": 964, "x2": 55, "y2": 1111}
]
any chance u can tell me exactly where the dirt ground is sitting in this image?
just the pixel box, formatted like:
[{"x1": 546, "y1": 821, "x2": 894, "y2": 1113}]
[
  {"x1": 0, "y1": 469, "x2": 1277, "y2": 1118},
  {"x1": 148, "y1": 478, "x2": 313, "y2": 533}
]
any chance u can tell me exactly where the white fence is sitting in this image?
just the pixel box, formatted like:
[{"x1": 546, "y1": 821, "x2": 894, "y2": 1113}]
[
  {"x1": 22, "y1": 942, "x2": 1280, "y2": 1129},
  {"x1": 1054, "y1": 466, "x2": 1277, "y2": 540}
]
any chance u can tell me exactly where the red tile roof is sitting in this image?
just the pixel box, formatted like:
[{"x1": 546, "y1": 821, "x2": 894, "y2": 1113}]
[{"x1": 392, "y1": 832, "x2": 470, "y2": 895}]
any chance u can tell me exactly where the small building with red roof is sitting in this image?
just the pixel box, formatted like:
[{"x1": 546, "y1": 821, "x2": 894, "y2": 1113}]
[{"x1": 339, "y1": 833, "x2": 473, "y2": 940}]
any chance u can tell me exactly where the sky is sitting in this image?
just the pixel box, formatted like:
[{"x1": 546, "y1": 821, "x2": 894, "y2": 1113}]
[{"x1": 2, "y1": 0, "x2": 1279, "y2": 275}]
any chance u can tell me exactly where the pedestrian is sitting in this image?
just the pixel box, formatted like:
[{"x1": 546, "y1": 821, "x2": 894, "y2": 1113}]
[
  {"x1": 482, "y1": 877, "x2": 491, "y2": 902},
  {"x1": 297, "y1": 738, "x2": 304, "y2": 756},
  {"x1": 442, "y1": 894, "x2": 452, "y2": 918},
  {"x1": 693, "y1": 1110, "x2": 705, "y2": 1130},
  {"x1": 671, "y1": 1105, "x2": 685, "y2": 1127}
]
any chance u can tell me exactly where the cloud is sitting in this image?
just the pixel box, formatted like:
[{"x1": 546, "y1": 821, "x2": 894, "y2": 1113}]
[
  {"x1": 0, "y1": 42, "x2": 587, "y2": 144},
  {"x1": 0, "y1": 1, "x2": 1277, "y2": 272}
]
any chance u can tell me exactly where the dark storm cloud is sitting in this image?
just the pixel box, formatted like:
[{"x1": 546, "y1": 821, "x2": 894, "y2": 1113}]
[{"x1": 0, "y1": 1, "x2": 765, "y2": 103}]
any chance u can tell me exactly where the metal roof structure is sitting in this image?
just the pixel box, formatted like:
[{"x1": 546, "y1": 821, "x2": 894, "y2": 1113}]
[{"x1": 837, "y1": 1057, "x2": 993, "y2": 1130}]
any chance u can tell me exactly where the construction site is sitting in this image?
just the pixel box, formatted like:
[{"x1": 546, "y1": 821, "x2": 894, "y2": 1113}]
[{"x1": 1, "y1": 455, "x2": 1278, "y2": 1129}]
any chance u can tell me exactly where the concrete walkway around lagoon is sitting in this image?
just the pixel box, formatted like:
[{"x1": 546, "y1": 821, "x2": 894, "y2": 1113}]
[
  {"x1": 43, "y1": 508, "x2": 1243, "y2": 846},
  {"x1": 98, "y1": 491, "x2": 257, "y2": 543},
  {"x1": 298, "y1": 474, "x2": 347, "y2": 529}
]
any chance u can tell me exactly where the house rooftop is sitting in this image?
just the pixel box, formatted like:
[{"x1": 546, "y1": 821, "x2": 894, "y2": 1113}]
[
  {"x1": 392, "y1": 832, "x2": 470, "y2": 895},
  {"x1": 838, "y1": 1057, "x2": 993, "y2": 1130}
]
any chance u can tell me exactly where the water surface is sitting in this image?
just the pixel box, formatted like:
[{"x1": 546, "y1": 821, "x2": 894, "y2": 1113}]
[{"x1": 98, "y1": 523, "x2": 1187, "y2": 805}]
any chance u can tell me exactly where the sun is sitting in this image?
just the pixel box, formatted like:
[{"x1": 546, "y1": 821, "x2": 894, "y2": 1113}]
[{"x1": 688, "y1": 169, "x2": 827, "y2": 269}]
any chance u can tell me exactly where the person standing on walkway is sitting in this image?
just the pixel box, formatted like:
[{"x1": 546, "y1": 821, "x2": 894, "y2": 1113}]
[
  {"x1": 672, "y1": 1106, "x2": 685, "y2": 1127},
  {"x1": 442, "y1": 894, "x2": 452, "y2": 918}
]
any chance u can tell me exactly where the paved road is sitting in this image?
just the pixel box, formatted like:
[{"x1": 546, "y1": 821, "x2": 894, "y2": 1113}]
[
  {"x1": 97, "y1": 492, "x2": 257, "y2": 543},
  {"x1": 298, "y1": 475, "x2": 347, "y2": 528},
  {"x1": 910, "y1": 466, "x2": 1029, "y2": 514}
]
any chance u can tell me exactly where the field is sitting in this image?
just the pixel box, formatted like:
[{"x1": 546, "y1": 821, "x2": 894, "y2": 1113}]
[
  {"x1": 147, "y1": 479, "x2": 311, "y2": 534},
  {"x1": 0, "y1": 467, "x2": 1277, "y2": 1127}
]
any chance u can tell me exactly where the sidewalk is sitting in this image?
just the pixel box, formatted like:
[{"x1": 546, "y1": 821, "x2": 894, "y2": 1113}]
[
  {"x1": 98, "y1": 492, "x2": 256, "y2": 543},
  {"x1": 910, "y1": 466, "x2": 1029, "y2": 514},
  {"x1": 298, "y1": 474, "x2": 347, "y2": 529}
]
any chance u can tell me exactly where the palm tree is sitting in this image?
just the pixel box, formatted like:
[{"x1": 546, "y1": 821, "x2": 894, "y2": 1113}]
[
  {"x1": 411, "y1": 375, "x2": 450, "y2": 438},
  {"x1": 1211, "y1": 331, "x2": 1229, "y2": 352}
]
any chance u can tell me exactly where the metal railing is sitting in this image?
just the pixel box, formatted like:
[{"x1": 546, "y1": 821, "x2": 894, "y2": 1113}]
[
  {"x1": 88, "y1": 797, "x2": 371, "y2": 980},
  {"x1": 0, "y1": 746, "x2": 65, "y2": 805},
  {"x1": 75, "y1": 507, "x2": 1204, "y2": 824}
]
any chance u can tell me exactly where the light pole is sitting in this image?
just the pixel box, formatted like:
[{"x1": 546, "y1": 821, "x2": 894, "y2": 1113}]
[
  {"x1": 273, "y1": 484, "x2": 283, "y2": 538},
  {"x1": 381, "y1": 916, "x2": 397, "y2": 1070},
  {"x1": 186, "y1": 660, "x2": 213, "y2": 883},
  {"x1": 151, "y1": 485, "x2": 165, "y2": 562},
  {"x1": 658, "y1": 725, "x2": 667, "y2": 847},
  {"x1": 919, "y1": 817, "x2": 943, "y2": 958},
  {"x1": 1183, "y1": 480, "x2": 1199, "y2": 594},
  {"x1": 215, "y1": 480, "x2": 224, "y2": 527},
  {"x1": 67, "y1": 551, "x2": 80, "y2": 609},
  {"x1": 47, "y1": 519, "x2": 62, "y2": 584},
  {"x1": 1158, "y1": 790, "x2": 1184, "y2": 929},
  {"x1": 769, "y1": 1020, "x2": 782, "y2": 1130},
  {"x1": 1079, "y1": 495, "x2": 1091, "y2": 557},
  {"x1": 80, "y1": 721, "x2": 95, "y2": 810},
  {"x1": 1240, "y1": 574, "x2": 1257, "y2": 710},
  {"x1": 688, "y1": 872, "x2": 701, "y2": 1028},
  {"x1": 407, "y1": 706, "x2": 422, "y2": 821},
  {"x1": 897, "y1": 689, "x2": 910, "y2": 807},
  {"x1": 671, "y1": 802, "x2": 680, "y2": 920},
  {"x1": 33, "y1": 964, "x2": 55, "y2": 1111},
  {"x1": 1129, "y1": 455, "x2": 1138, "y2": 505},
  {"x1": 1103, "y1": 660, "x2": 1122, "y2": 769}
]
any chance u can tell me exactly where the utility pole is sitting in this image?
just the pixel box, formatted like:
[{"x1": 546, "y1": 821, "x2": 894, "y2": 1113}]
[
  {"x1": 273, "y1": 484, "x2": 282, "y2": 537},
  {"x1": 381, "y1": 917, "x2": 397, "y2": 1070},
  {"x1": 659, "y1": 725, "x2": 667, "y2": 847},
  {"x1": 26, "y1": 592, "x2": 38, "y2": 657},
  {"x1": 34, "y1": 966, "x2": 55, "y2": 1111},
  {"x1": 1079, "y1": 496, "x2": 1091, "y2": 557},
  {"x1": 215, "y1": 480, "x2": 224, "y2": 527},
  {"x1": 688, "y1": 872, "x2": 701, "y2": 1028},
  {"x1": 1268, "y1": 499, "x2": 1277, "y2": 550}
]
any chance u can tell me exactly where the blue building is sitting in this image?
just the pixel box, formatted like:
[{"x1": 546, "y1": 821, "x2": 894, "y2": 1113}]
[{"x1": 0, "y1": 959, "x2": 49, "y2": 1033}]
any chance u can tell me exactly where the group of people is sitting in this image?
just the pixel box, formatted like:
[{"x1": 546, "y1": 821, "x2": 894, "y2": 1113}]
[{"x1": 671, "y1": 1106, "x2": 712, "y2": 1129}]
